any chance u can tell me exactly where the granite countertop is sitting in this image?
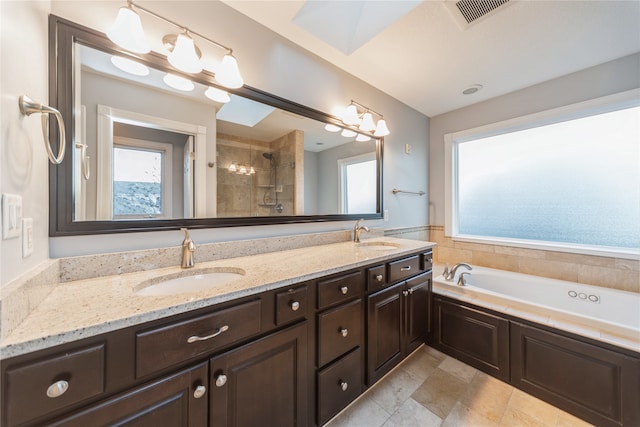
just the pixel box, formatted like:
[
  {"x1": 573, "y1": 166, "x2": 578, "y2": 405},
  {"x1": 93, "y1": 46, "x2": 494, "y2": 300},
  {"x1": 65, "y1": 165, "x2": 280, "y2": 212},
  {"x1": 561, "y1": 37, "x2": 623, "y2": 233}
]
[{"x1": 1, "y1": 237, "x2": 435, "y2": 359}]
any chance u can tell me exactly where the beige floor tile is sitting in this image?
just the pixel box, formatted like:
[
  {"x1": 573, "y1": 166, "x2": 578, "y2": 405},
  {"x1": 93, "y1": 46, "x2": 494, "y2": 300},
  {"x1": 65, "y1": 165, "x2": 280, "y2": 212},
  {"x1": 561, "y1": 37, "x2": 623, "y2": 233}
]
[
  {"x1": 423, "y1": 345, "x2": 448, "y2": 362},
  {"x1": 459, "y1": 372, "x2": 513, "y2": 422},
  {"x1": 557, "y1": 410, "x2": 596, "y2": 427},
  {"x1": 367, "y1": 366, "x2": 424, "y2": 414},
  {"x1": 438, "y1": 355, "x2": 478, "y2": 383},
  {"x1": 508, "y1": 389, "x2": 560, "y2": 426},
  {"x1": 324, "y1": 394, "x2": 390, "y2": 427},
  {"x1": 399, "y1": 347, "x2": 443, "y2": 381},
  {"x1": 382, "y1": 398, "x2": 442, "y2": 427},
  {"x1": 411, "y1": 368, "x2": 467, "y2": 418},
  {"x1": 442, "y1": 401, "x2": 500, "y2": 427},
  {"x1": 499, "y1": 407, "x2": 550, "y2": 427}
]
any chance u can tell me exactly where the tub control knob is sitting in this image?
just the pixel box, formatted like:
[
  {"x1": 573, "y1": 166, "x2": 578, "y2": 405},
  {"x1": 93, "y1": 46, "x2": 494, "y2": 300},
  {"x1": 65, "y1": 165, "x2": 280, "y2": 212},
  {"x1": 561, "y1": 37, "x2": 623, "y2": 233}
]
[
  {"x1": 588, "y1": 294, "x2": 600, "y2": 303},
  {"x1": 568, "y1": 291, "x2": 577, "y2": 298}
]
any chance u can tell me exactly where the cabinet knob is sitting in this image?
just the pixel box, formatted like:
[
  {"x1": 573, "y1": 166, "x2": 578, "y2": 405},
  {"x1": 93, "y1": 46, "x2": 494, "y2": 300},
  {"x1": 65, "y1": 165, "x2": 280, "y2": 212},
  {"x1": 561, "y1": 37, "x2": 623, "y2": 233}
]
[
  {"x1": 46, "y1": 380, "x2": 69, "y2": 398},
  {"x1": 193, "y1": 385, "x2": 207, "y2": 399},
  {"x1": 339, "y1": 381, "x2": 348, "y2": 392},
  {"x1": 290, "y1": 301, "x2": 300, "y2": 311},
  {"x1": 375, "y1": 274, "x2": 383, "y2": 282},
  {"x1": 340, "y1": 286, "x2": 349, "y2": 295},
  {"x1": 408, "y1": 287, "x2": 415, "y2": 294},
  {"x1": 402, "y1": 290, "x2": 409, "y2": 297},
  {"x1": 339, "y1": 328, "x2": 348, "y2": 337},
  {"x1": 426, "y1": 258, "x2": 433, "y2": 264},
  {"x1": 215, "y1": 374, "x2": 228, "y2": 387}
]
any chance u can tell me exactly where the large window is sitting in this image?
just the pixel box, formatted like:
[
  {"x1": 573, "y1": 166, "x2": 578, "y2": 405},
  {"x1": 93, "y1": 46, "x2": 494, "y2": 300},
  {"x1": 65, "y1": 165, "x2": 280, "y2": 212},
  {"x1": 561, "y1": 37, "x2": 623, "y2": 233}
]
[{"x1": 446, "y1": 90, "x2": 639, "y2": 257}]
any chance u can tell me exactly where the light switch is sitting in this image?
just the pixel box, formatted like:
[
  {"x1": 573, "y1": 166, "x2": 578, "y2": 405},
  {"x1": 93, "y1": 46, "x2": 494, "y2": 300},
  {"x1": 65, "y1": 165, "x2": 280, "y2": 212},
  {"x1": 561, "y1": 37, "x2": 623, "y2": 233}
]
[
  {"x1": 22, "y1": 218, "x2": 34, "y2": 258},
  {"x1": 2, "y1": 193, "x2": 22, "y2": 240}
]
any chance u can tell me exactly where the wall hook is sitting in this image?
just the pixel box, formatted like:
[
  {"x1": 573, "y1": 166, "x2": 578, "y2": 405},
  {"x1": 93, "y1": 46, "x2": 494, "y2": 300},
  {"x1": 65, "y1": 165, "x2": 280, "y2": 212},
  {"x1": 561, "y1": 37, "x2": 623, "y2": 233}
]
[{"x1": 19, "y1": 95, "x2": 66, "y2": 164}]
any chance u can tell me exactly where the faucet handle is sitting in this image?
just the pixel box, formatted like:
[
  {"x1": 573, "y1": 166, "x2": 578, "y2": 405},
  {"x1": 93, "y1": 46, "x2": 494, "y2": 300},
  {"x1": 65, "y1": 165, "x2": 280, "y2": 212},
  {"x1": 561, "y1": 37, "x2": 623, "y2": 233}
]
[
  {"x1": 443, "y1": 264, "x2": 450, "y2": 279},
  {"x1": 457, "y1": 272, "x2": 471, "y2": 286}
]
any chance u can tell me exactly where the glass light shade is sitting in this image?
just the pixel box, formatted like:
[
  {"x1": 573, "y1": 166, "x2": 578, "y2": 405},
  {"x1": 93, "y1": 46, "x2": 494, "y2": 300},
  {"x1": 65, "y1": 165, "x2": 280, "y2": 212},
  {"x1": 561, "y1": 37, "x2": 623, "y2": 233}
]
[
  {"x1": 342, "y1": 104, "x2": 360, "y2": 125},
  {"x1": 163, "y1": 73, "x2": 195, "y2": 91},
  {"x1": 324, "y1": 124, "x2": 341, "y2": 132},
  {"x1": 359, "y1": 112, "x2": 376, "y2": 132},
  {"x1": 237, "y1": 164, "x2": 248, "y2": 174},
  {"x1": 341, "y1": 129, "x2": 357, "y2": 137},
  {"x1": 107, "y1": 6, "x2": 150, "y2": 54},
  {"x1": 374, "y1": 119, "x2": 390, "y2": 137},
  {"x1": 356, "y1": 133, "x2": 372, "y2": 142},
  {"x1": 167, "y1": 33, "x2": 202, "y2": 74},
  {"x1": 249, "y1": 166, "x2": 256, "y2": 175},
  {"x1": 215, "y1": 54, "x2": 244, "y2": 89},
  {"x1": 110, "y1": 56, "x2": 149, "y2": 76},
  {"x1": 228, "y1": 162, "x2": 237, "y2": 172},
  {"x1": 205, "y1": 86, "x2": 231, "y2": 103}
]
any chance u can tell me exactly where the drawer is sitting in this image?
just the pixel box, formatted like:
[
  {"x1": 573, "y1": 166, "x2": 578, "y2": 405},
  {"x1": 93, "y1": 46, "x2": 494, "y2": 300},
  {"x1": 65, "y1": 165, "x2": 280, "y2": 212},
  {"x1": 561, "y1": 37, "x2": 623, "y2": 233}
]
[
  {"x1": 388, "y1": 255, "x2": 422, "y2": 283},
  {"x1": 136, "y1": 299, "x2": 261, "y2": 378},
  {"x1": 317, "y1": 299, "x2": 362, "y2": 367},
  {"x1": 5, "y1": 343, "x2": 105, "y2": 427},
  {"x1": 317, "y1": 348, "x2": 363, "y2": 425},
  {"x1": 275, "y1": 285, "x2": 309, "y2": 325},
  {"x1": 366, "y1": 264, "x2": 387, "y2": 292},
  {"x1": 317, "y1": 271, "x2": 363, "y2": 309},
  {"x1": 422, "y1": 251, "x2": 433, "y2": 271}
]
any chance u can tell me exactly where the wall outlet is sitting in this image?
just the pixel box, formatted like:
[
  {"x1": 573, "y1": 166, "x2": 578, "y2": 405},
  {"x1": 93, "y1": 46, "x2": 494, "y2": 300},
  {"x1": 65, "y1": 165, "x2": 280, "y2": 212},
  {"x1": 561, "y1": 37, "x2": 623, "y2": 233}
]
[
  {"x1": 384, "y1": 209, "x2": 389, "y2": 222},
  {"x1": 405, "y1": 144, "x2": 412, "y2": 154},
  {"x1": 22, "y1": 218, "x2": 34, "y2": 258},
  {"x1": 2, "y1": 193, "x2": 22, "y2": 240}
]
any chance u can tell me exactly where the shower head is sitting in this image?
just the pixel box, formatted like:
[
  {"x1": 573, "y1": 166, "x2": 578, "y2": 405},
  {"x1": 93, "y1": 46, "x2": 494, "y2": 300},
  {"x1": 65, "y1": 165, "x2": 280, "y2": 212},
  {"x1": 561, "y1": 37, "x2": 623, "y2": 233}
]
[{"x1": 262, "y1": 152, "x2": 273, "y2": 160}]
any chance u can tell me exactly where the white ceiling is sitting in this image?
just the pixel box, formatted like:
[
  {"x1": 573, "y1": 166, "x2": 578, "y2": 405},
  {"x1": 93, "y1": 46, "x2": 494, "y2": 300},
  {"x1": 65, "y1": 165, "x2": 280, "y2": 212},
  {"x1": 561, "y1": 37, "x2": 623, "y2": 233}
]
[{"x1": 222, "y1": 0, "x2": 640, "y2": 117}]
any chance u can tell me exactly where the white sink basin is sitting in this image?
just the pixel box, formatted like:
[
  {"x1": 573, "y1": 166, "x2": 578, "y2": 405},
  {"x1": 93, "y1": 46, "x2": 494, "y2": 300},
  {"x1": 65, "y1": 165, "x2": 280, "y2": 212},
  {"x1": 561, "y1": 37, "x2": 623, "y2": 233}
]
[
  {"x1": 135, "y1": 267, "x2": 245, "y2": 296},
  {"x1": 356, "y1": 241, "x2": 401, "y2": 251}
]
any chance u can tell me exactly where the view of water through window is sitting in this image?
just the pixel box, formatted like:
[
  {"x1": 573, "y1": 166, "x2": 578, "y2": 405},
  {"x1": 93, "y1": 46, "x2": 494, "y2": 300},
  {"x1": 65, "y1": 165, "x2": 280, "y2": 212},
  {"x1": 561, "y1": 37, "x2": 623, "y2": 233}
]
[
  {"x1": 113, "y1": 147, "x2": 163, "y2": 217},
  {"x1": 457, "y1": 106, "x2": 639, "y2": 249}
]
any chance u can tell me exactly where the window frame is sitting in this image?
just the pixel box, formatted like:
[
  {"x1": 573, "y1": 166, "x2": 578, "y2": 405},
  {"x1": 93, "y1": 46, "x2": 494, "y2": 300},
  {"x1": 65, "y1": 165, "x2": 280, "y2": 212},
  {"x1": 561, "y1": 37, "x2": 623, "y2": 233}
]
[{"x1": 444, "y1": 88, "x2": 640, "y2": 260}]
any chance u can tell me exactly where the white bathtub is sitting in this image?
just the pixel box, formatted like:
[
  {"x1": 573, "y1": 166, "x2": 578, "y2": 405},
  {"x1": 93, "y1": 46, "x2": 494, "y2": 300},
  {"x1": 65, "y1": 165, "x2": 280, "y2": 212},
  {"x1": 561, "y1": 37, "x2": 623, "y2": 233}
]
[{"x1": 433, "y1": 265, "x2": 640, "y2": 353}]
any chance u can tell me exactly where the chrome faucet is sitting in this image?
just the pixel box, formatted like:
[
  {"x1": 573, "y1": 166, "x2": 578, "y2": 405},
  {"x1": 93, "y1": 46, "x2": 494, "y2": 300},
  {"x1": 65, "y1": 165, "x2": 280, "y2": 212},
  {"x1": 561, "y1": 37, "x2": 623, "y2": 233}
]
[
  {"x1": 443, "y1": 262, "x2": 472, "y2": 281},
  {"x1": 353, "y1": 219, "x2": 370, "y2": 243},
  {"x1": 457, "y1": 271, "x2": 471, "y2": 286},
  {"x1": 181, "y1": 228, "x2": 196, "y2": 268}
]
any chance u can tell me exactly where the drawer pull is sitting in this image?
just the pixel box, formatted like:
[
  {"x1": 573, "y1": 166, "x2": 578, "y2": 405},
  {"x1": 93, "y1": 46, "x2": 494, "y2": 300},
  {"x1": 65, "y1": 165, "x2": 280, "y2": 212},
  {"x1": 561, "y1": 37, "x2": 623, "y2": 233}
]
[
  {"x1": 426, "y1": 258, "x2": 433, "y2": 263},
  {"x1": 215, "y1": 374, "x2": 228, "y2": 387},
  {"x1": 375, "y1": 274, "x2": 383, "y2": 282},
  {"x1": 290, "y1": 301, "x2": 300, "y2": 311},
  {"x1": 400, "y1": 266, "x2": 412, "y2": 271},
  {"x1": 187, "y1": 325, "x2": 229, "y2": 343},
  {"x1": 402, "y1": 290, "x2": 409, "y2": 297},
  {"x1": 339, "y1": 328, "x2": 348, "y2": 337},
  {"x1": 340, "y1": 381, "x2": 348, "y2": 392},
  {"x1": 46, "y1": 380, "x2": 69, "y2": 398},
  {"x1": 340, "y1": 286, "x2": 349, "y2": 295},
  {"x1": 193, "y1": 385, "x2": 207, "y2": 399}
]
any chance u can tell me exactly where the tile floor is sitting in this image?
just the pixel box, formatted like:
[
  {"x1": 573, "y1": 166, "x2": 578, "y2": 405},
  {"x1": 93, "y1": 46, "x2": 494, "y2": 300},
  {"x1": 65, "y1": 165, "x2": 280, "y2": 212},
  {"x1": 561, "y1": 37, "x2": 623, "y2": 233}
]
[{"x1": 325, "y1": 345, "x2": 594, "y2": 427}]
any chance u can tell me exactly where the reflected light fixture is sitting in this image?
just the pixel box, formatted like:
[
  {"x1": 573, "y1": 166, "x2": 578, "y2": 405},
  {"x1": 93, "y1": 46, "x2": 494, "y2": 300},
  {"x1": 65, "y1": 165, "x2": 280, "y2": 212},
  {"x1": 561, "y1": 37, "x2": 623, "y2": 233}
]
[
  {"x1": 110, "y1": 55, "x2": 149, "y2": 76},
  {"x1": 108, "y1": 0, "x2": 244, "y2": 88},
  {"x1": 356, "y1": 133, "x2": 371, "y2": 142},
  {"x1": 163, "y1": 73, "x2": 195, "y2": 91},
  {"x1": 324, "y1": 123, "x2": 341, "y2": 132},
  {"x1": 205, "y1": 86, "x2": 231, "y2": 103},
  {"x1": 341, "y1": 129, "x2": 357, "y2": 138},
  {"x1": 228, "y1": 162, "x2": 237, "y2": 173}
]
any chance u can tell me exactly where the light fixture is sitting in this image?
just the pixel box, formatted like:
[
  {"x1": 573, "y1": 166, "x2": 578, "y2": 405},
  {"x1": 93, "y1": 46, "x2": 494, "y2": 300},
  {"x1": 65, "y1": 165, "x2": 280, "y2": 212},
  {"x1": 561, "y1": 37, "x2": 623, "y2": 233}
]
[
  {"x1": 237, "y1": 164, "x2": 248, "y2": 175},
  {"x1": 342, "y1": 104, "x2": 360, "y2": 125},
  {"x1": 110, "y1": 55, "x2": 150, "y2": 76},
  {"x1": 167, "y1": 32, "x2": 202, "y2": 74},
  {"x1": 248, "y1": 166, "x2": 256, "y2": 175},
  {"x1": 462, "y1": 84, "x2": 483, "y2": 95},
  {"x1": 356, "y1": 134, "x2": 371, "y2": 142},
  {"x1": 359, "y1": 112, "x2": 376, "y2": 132},
  {"x1": 107, "y1": 5, "x2": 150, "y2": 54},
  {"x1": 108, "y1": 1, "x2": 244, "y2": 88},
  {"x1": 374, "y1": 119, "x2": 390, "y2": 137},
  {"x1": 331, "y1": 100, "x2": 391, "y2": 139},
  {"x1": 205, "y1": 86, "x2": 231, "y2": 103},
  {"x1": 163, "y1": 73, "x2": 194, "y2": 91},
  {"x1": 341, "y1": 129, "x2": 357, "y2": 137},
  {"x1": 324, "y1": 124, "x2": 341, "y2": 132},
  {"x1": 228, "y1": 162, "x2": 237, "y2": 173}
]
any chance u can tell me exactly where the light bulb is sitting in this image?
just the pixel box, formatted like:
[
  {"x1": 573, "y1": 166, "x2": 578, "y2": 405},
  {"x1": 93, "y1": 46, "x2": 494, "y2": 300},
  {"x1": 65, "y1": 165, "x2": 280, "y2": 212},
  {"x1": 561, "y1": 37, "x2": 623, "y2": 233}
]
[
  {"x1": 374, "y1": 119, "x2": 390, "y2": 137},
  {"x1": 107, "y1": 6, "x2": 150, "y2": 54},
  {"x1": 342, "y1": 104, "x2": 360, "y2": 125},
  {"x1": 205, "y1": 86, "x2": 231, "y2": 103},
  {"x1": 359, "y1": 112, "x2": 376, "y2": 132},
  {"x1": 167, "y1": 32, "x2": 202, "y2": 74},
  {"x1": 163, "y1": 73, "x2": 194, "y2": 91},
  {"x1": 110, "y1": 56, "x2": 149, "y2": 76},
  {"x1": 215, "y1": 54, "x2": 244, "y2": 89}
]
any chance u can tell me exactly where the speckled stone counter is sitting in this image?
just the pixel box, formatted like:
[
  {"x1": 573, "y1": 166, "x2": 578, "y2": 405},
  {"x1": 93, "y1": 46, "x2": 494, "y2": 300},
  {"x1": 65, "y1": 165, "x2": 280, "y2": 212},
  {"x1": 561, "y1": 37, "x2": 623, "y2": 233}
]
[{"x1": 1, "y1": 237, "x2": 435, "y2": 359}]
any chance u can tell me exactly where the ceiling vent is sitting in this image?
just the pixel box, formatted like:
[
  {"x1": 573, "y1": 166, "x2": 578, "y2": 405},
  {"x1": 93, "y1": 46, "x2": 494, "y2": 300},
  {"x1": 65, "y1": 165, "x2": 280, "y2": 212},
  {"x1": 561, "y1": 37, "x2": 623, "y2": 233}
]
[{"x1": 444, "y1": 0, "x2": 512, "y2": 30}]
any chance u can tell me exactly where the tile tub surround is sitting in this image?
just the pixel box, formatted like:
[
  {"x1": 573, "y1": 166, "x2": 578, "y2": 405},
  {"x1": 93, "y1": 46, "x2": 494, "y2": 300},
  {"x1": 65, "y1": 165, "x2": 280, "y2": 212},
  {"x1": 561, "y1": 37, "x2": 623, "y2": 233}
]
[
  {"x1": 0, "y1": 236, "x2": 434, "y2": 359},
  {"x1": 429, "y1": 225, "x2": 640, "y2": 293}
]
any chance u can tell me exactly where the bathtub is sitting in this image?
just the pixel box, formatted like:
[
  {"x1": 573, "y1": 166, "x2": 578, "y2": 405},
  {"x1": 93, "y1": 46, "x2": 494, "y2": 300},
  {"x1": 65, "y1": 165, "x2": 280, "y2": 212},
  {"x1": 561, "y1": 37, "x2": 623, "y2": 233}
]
[{"x1": 432, "y1": 265, "x2": 640, "y2": 353}]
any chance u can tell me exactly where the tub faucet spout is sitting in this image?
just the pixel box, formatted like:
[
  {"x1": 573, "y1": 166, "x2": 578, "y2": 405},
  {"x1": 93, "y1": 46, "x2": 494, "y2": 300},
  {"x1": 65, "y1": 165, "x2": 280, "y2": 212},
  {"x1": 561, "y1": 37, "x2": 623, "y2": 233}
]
[
  {"x1": 181, "y1": 228, "x2": 196, "y2": 268},
  {"x1": 444, "y1": 262, "x2": 472, "y2": 281}
]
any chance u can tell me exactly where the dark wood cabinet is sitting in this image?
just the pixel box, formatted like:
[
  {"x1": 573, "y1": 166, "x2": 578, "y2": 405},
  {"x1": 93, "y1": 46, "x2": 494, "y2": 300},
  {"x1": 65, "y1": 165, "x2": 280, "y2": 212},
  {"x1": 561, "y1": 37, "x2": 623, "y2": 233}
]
[
  {"x1": 432, "y1": 297, "x2": 509, "y2": 381},
  {"x1": 367, "y1": 271, "x2": 431, "y2": 385},
  {"x1": 209, "y1": 322, "x2": 308, "y2": 427},
  {"x1": 48, "y1": 363, "x2": 208, "y2": 426}
]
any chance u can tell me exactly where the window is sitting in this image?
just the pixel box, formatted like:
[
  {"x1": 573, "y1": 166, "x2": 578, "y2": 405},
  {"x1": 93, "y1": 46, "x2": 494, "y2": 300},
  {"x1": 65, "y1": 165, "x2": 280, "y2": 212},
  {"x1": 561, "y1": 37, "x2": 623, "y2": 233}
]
[
  {"x1": 338, "y1": 153, "x2": 377, "y2": 214},
  {"x1": 445, "y1": 90, "x2": 639, "y2": 257},
  {"x1": 112, "y1": 139, "x2": 173, "y2": 219}
]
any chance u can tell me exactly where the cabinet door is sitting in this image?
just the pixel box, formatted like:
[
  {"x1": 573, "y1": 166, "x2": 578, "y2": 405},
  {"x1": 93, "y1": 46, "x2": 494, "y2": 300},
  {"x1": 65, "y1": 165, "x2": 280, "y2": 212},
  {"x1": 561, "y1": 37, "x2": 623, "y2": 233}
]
[
  {"x1": 367, "y1": 283, "x2": 404, "y2": 385},
  {"x1": 209, "y1": 322, "x2": 308, "y2": 427},
  {"x1": 48, "y1": 363, "x2": 208, "y2": 427},
  {"x1": 405, "y1": 273, "x2": 431, "y2": 354}
]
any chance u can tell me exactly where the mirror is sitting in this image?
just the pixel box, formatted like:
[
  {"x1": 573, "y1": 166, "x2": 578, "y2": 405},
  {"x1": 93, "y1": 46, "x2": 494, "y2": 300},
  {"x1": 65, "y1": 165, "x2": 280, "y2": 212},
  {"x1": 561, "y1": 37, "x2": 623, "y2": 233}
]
[{"x1": 49, "y1": 15, "x2": 383, "y2": 235}]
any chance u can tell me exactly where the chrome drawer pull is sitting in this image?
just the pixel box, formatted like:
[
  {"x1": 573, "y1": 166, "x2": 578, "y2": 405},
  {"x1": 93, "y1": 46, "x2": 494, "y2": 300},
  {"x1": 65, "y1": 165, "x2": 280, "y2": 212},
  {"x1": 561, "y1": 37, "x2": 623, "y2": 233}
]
[
  {"x1": 340, "y1": 286, "x2": 349, "y2": 295},
  {"x1": 400, "y1": 266, "x2": 412, "y2": 271},
  {"x1": 187, "y1": 325, "x2": 229, "y2": 343},
  {"x1": 193, "y1": 385, "x2": 207, "y2": 399},
  {"x1": 339, "y1": 328, "x2": 348, "y2": 337},
  {"x1": 290, "y1": 301, "x2": 300, "y2": 311},
  {"x1": 375, "y1": 274, "x2": 383, "y2": 282},
  {"x1": 215, "y1": 374, "x2": 227, "y2": 387},
  {"x1": 46, "y1": 380, "x2": 69, "y2": 398},
  {"x1": 340, "y1": 381, "x2": 348, "y2": 392}
]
